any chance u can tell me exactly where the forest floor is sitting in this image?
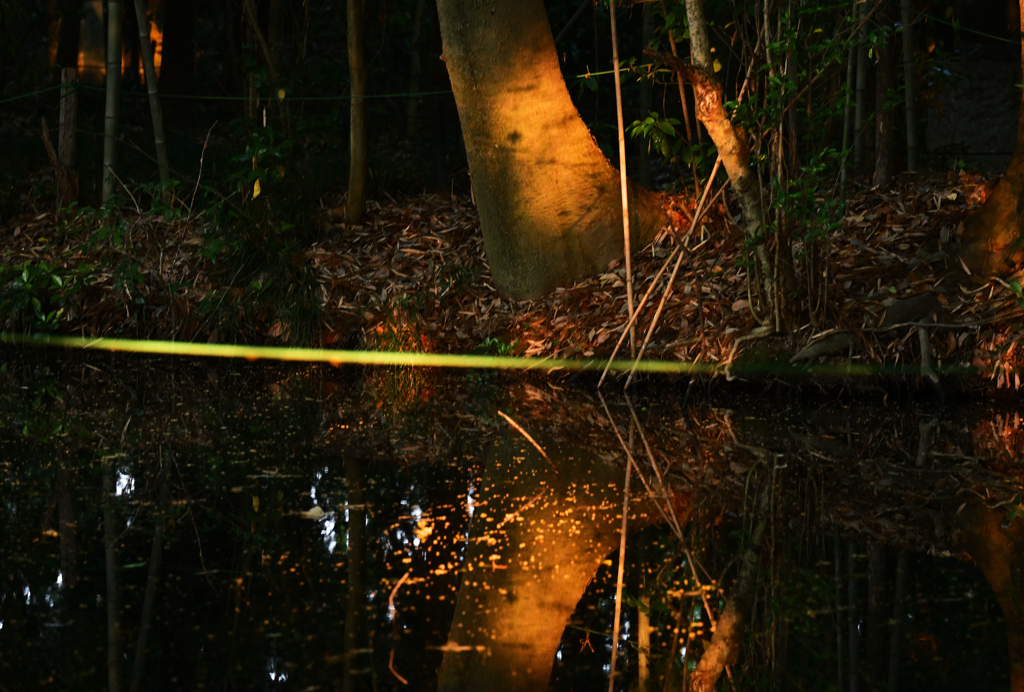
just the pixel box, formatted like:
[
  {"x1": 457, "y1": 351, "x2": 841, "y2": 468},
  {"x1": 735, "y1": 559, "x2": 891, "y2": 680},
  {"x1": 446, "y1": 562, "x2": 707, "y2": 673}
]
[{"x1": 1, "y1": 170, "x2": 1022, "y2": 391}]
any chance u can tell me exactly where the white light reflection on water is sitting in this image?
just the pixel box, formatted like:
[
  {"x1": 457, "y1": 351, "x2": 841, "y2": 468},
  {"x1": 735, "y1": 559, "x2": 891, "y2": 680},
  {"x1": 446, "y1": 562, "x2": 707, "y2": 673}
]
[
  {"x1": 467, "y1": 483, "x2": 476, "y2": 518},
  {"x1": 323, "y1": 516, "x2": 337, "y2": 554},
  {"x1": 115, "y1": 472, "x2": 133, "y2": 497},
  {"x1": 56, "y1": 571, "x2": 62, "y2": 588}
]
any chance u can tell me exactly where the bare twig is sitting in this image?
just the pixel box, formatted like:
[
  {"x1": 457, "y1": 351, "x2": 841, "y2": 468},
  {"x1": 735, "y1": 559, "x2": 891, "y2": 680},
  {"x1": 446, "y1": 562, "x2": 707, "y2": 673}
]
[
  {"x1": 497, "y1": 410, "x2": 558, "y2": 476},
  {"x1": 388, "y1": 570, "x2": 412, "y2": 685},
  {"x1": 187, "y1": 122, "x2": 218, "y2": 222}
]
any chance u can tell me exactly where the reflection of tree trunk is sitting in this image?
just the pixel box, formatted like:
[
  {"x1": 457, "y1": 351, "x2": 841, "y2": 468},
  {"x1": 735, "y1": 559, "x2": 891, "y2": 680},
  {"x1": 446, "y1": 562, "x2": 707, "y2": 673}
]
[
  {"x1": 129, "y1": 476, "x2": 169, "y2": 692},
  {"x1": 834, "y1": 530, "x2": 845, "y2": 691},
  {"x1": 437, "y1": 434, "x2": 664, "y2": 692},
  {"x1": 865, "y1": 544, "x2": 886, "y2": 685},
  {"x1": 887, "y1": 550, "x2": 909, "y2": 692},
  {"x1": 57, "y1": 467, "x2": 78, "y2": 590},
  {"x1": 343, "y1": 457, "x2": 366, "y2": 692},
  {"x1": 638, "y1": 594, "x2": 651, "y2": 689},
  {"x1": 103, "y1": 462, "x2": 124, "y2": 692},
  {"x1": 689, "y1": 480, "x2": 770, "y2": 692},
  {"x1": 848, "y1": 543, "x2": 860, "y2": 692},
  {"x1": 953, "y1": 499, "x2": 1024, "y2": 692}
]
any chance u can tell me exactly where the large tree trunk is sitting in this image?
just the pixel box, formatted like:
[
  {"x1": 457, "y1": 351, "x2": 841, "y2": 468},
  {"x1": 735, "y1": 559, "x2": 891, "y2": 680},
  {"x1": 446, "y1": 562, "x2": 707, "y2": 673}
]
[
  {"x1": 960, "y1": 0, "x2": 1024, "y2": 276},
  {"x1": 436, "y1": 0, "x2": 666, "y2": 299}
]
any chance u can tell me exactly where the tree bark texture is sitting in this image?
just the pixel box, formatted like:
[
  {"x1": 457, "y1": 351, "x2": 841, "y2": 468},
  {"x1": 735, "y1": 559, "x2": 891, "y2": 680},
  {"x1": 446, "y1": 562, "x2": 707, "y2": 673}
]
[
  {"x1": 648, "y1": 51, "x2": 774, "y2": 311},
  {"x1": 346, "y1": 0, "x2": 367, "y2": 223},
  {"x1": 960, "y1": 0, "x2": 1024, "y2": 276},
  {"x1": 436, "y1": 0, "x2": 666, "y2": 299}
]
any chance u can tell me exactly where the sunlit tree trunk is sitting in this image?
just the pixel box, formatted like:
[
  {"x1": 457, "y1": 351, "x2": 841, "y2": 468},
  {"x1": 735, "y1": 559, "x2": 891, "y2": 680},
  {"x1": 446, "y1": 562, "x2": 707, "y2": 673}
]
[
  {"x1": 346, "y1": 0, "x2": 367, "y2": 223},
  {"x1": 650, "y1": 0, "x2": 778, "y2": 323},
  {"x1": 959, "y1": 0, "x2": 1024, "y2": 276},
  {"x1": 436, "y1": 0, "x2": 666, "y2": 299}
]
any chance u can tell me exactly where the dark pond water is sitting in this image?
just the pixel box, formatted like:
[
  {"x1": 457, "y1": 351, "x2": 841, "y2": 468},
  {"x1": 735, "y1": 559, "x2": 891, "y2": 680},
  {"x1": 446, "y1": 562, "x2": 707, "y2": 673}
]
[{"x1": 1, "y1": 347, "x2": 1021, "y2": 691}]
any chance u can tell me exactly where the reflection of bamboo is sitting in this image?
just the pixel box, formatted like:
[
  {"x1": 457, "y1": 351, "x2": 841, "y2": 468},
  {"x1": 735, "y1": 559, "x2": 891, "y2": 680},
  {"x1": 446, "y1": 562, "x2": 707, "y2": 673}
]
[
  {"x1": 606, "y1": 409, "x2": 633, "y2": 692},
  {"x1": 387, "y1": 571, "x2": 412, "y2": 686},
  {"x1": 343, "y1": 457, "x2": 367, "y2": 692},
  {"x1": 58, "y1": 466, "x2": 78, "y2": 590},
  {"x1": 887, "y1": 550, "x2": 909, "y2": 692},
  {"x1": 848, "y1": 543, "x2": 860, "y2": 692},
  {"x1": 625, "y1": 397, "x2": 686, "y2": 538},
  {"x1": 129, "y1": 475, "x2": 169, "y2": 692},
  {"x1": 103, "y1": 460, "x2": 124, "y2": 692},
  {"x1": 834, "y1": 528, "x2": 845, "y2": 691}
]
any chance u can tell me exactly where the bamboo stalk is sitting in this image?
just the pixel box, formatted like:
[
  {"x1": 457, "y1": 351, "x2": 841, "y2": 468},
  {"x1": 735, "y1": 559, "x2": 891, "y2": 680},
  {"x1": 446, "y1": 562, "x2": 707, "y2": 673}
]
[
  {"x1": 102, "y1": 0, "x2": 124, "y2": 204},
  {"x1": 609, "y1": 1, "x2": 635, "y2": 357},
  {"x1": 132, "y1": 0, "x2": 169, "y2": 186}
]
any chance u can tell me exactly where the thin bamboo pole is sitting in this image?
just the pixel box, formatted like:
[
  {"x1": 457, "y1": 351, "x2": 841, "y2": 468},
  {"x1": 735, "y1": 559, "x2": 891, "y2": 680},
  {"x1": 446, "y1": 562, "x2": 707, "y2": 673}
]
[{"x1": 609, "y1": 1, "x2": 635, "y2": 357}]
